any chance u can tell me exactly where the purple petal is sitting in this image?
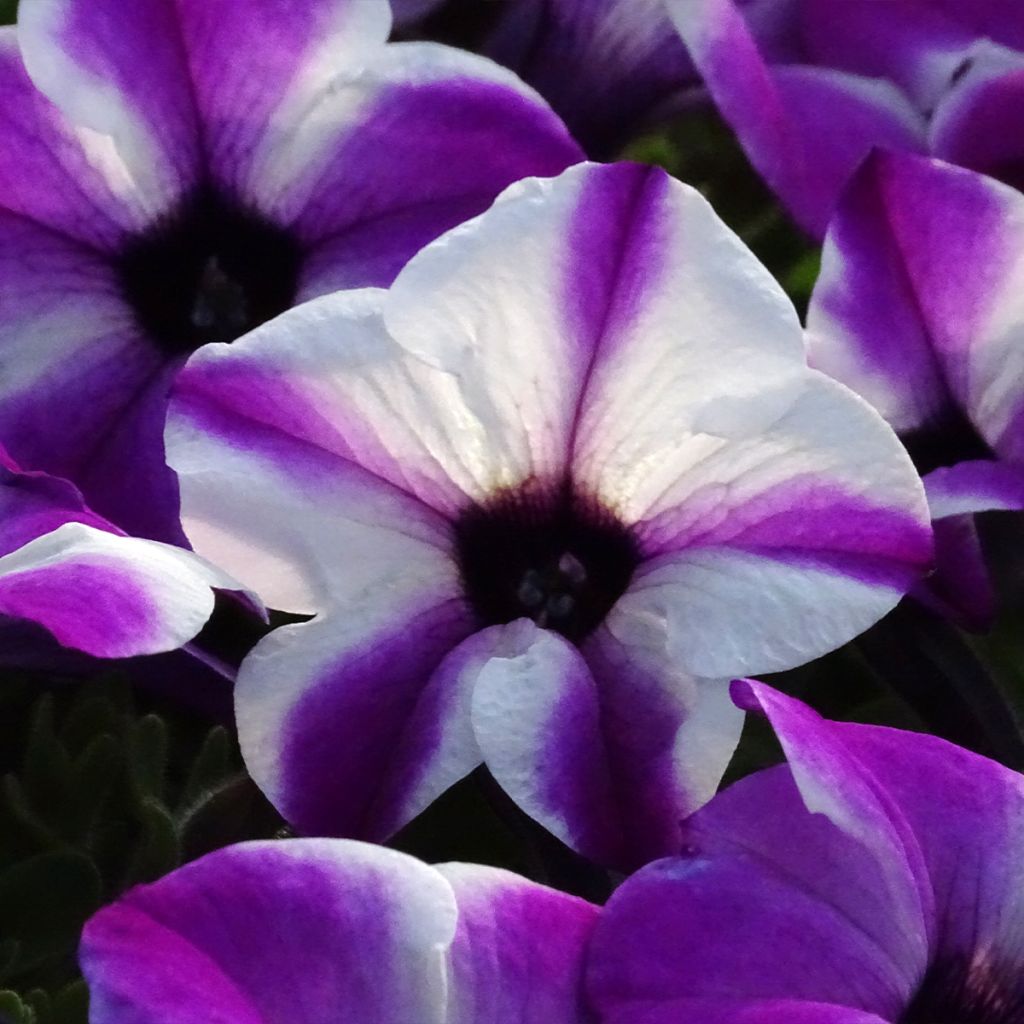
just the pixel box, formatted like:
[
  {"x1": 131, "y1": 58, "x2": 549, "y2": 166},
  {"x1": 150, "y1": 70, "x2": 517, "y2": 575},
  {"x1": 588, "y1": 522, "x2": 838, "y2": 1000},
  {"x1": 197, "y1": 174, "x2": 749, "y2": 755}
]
[
  {"x1": 486, "y1": 0, "x2": 692, "y2": 156},
  {"x1": 469, "y1": 622, "x2": 624, "y2": 867},
  {"x1": 809, "y1": 151, "x2": 1024, "y2": 453},
  {"x1": 0, "y1": 449, "x2": 116, "y2": 557},
  {"x1": 665, "y1": 0, "x2": 925, "y2": 236},
  {"x1": 170, "y1": 0, "x2": 392, "y2": 195},
  {"x1": 81, "y1": 839, "x2": 457, "y2": 1024},
  {"x1": 797, "y1": 0, "x2": 979, "y2": 111},
  {"x1": 830, "y1": 723, "x2": 1024, "y2": 968},
  {"x1": 923, "y1": 460, "x2": 1024, "y2": 518},
  {"x1": 237, "y1": 591, "x2": 476, "y2": 842},
  {"x1": 248, "y1": 44, "x2": 581, "y2": 284},
  {"x1": 912, "y1": 514, "x2": 997, "y2": 632},
  {"x1": 0, "y1": 31, "x2": 136, "y2": 245},
  {"x1": 439, "y1": 863, "x2": 598, "y2": 1024},
  {"x1": 587, "y1": 770, "x2": 924, "y2": 1023},
  {"x1": 168, "y1": 291, "x2": 470, "y2": 611},
  {"x1": 0, "y1": 206, "x2": 183, "y2": 540},
  {"x1": 0, "y1": 522, "x2": 252, "y2": 658},
  {"x1": 469, "y1": 620, "x2": 743, "y2": 870},
  {"x1": 740, "y1": 680, "x2": 1024, "y2": 971},
  {"x1": 606, "y1": 374, "x2": 931, "y2": 679},
  {"x1": 19, "y1": 0, "x2": 201, "y2": 216},
  {"x1": 932, "y1": 56, "x2": 1024, "y2": 191}
]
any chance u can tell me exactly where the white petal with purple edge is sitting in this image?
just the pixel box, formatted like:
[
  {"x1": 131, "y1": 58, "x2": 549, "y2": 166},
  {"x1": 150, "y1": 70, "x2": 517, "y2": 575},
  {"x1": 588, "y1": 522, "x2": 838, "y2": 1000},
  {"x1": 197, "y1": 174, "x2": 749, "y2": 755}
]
[
  {"x1": 608, "y1": 371, "x2": 931, "y2": 679},
  {"x1": 168, "y1": 289, "x2": 461, "y2": 610},
  {"x1": 0, "y1": 522, "x2": 259, "y2": 659},
  {"x1": 235, "y1": 575, "x2": 475, "y2": 841}
]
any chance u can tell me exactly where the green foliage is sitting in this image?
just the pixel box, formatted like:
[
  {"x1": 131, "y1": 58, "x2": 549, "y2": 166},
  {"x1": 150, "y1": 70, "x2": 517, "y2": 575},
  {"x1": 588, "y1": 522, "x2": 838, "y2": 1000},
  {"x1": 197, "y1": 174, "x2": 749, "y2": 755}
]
[{"x1": 0, "y1": 675, "x2": 283, "y2": 1015}]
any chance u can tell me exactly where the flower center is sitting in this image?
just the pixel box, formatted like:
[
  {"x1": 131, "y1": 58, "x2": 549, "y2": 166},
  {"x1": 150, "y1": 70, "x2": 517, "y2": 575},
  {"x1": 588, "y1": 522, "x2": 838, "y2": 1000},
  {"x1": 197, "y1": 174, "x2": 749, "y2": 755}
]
[
  {"x1": 453, "y1": 485, "x2": 640, "y2": 642},
  {"x1": 900, "y1": 955, "x2": 1024, "y2": 1024},
  {"x1": 116, "y1": 185, "x2": 302, "y2": 355}
]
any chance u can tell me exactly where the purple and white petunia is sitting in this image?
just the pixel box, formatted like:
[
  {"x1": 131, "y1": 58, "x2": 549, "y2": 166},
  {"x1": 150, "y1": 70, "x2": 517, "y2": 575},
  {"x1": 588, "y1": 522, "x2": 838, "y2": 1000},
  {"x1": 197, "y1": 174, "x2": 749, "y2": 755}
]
[
  {"x1": 589, "y1": 678, "x2": 1024, "y2": 1024},
  {"x1": 0, "y1": 0, "x2": 581, "y2": 542},
  {"x1": 0, "y1": 446, "x2": 258, "y2": 664},
  {"x1": 808, "y1": 151, "x2": 1024, "y2": 627},
  {"x1": 166, "y1": 160, "x2": 932, "y2": 870},
  {"x1": 667, "y1": 0, "x2": 1024, "y2": 237},
  {"x1": 81, "y1": 838, "x2": 598, "y2": 1024},
  {"x1": 485, "y1": 0, "x2": 797, "y2": 158}
]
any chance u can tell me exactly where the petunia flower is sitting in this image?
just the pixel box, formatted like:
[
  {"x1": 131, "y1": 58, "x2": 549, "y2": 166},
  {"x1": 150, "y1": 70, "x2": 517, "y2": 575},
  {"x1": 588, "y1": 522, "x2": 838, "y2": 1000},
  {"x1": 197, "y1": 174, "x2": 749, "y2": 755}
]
[
  {"x1": 0, "y1": 0, "x2": 581, "y2": 542},
  {"x1": 80, "y1": 838, "x2": 598, "y2": 1024},
  {"x1": 588, "y1": 677, "x2": 1024, "y2": 1024},
  {"x1": 808, "y1": 151, "x2": 1024, "y2": 629},
  {"x1": 666, "y1": 0, "x2": 1024, "y2": 237},
  {"x1": 484, "y1": 0, "x2": 795, "y2": 158},
  {"x1": 0, "y1": 445, "x2": 258, "y2": 666},
  {"x1": 165, "y1": 161, "x2": 932, "y2": 871},
  {"x1": 485, "y1": 0, "x2": 693, "y2": 157}
]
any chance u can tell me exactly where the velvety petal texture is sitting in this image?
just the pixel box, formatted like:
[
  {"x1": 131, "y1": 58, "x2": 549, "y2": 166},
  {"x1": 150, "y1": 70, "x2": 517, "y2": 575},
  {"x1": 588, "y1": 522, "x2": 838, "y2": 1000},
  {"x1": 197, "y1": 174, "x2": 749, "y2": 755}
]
[
  {"x1": 589, "y1": 680, "x2": 1024, "y2": 1024},
  {"x1": 169, "y1": 162, "x2": 930, "y2": 868},
  {"x1": 81, "y1": 840, "x2": 597, "y2": 1024},
  {"x1": 1, "y1": 0, "x2": 581, "y2": 540}
]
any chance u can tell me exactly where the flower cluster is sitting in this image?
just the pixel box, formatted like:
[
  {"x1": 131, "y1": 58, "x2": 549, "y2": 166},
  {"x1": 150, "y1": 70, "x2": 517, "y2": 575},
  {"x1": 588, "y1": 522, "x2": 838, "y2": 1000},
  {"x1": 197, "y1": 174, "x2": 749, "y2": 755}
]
[{"x1": 0, "y1": 1, "x2": 1022, "y2": 1023}]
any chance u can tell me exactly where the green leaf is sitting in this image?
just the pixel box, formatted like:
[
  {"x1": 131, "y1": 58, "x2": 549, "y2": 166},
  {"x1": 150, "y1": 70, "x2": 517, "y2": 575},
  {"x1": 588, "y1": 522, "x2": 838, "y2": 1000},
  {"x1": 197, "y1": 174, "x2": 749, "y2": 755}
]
[
  {"x1": 0, "y1": 776, "x2": 59, "y2": 857},
  {"x1": 126, "y1": 716, "x2": 168, "y2": 803},
  {"x1": 0, "y1": 990, "x2": 32, "y2": 1024},
  {"x1": 178, "y1": 726, "x2": 233, "y2": 810},
  {"x1": 39, "y1": 981, "x2": 88, "y2": 1024},
  {"x1": 0, "y1": 851, "x2": 101, "y2": 979},
  {"x1": 64, "y1": 735, "x2": 121, "y2": 843},
  {"x1": 123, "y1": 799, "x2": 179, "y2": 886},
  {"x1": 22, "y1": 698, "x2": 72, "y2": 823}
]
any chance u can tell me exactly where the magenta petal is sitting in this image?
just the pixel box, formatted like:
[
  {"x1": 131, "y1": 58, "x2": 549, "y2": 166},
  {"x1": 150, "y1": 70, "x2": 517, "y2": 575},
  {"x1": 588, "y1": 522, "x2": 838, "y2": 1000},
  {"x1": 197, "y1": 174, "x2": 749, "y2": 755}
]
[
  {"x1": 0, "y1": 32, "x2": 134, "y2": 246},
  {"x1": 0, "y1": 451, "x2": 116, "y2": 557},
  {"x1": 588, "y1": 788, "x2": 922, "y2": 1023},
  {"x1": 667, "y1": 0, "x2": 925, "y2": 237},
  {"x1": 808, "y1": 151, "x2": 1024, "y2": 446},
  {"x1": 81, "y1": 840, "x2": 457, "y2": 1024},
  {"x1": 439, "y1": 863, "x2": 598, "y2": 1024}
]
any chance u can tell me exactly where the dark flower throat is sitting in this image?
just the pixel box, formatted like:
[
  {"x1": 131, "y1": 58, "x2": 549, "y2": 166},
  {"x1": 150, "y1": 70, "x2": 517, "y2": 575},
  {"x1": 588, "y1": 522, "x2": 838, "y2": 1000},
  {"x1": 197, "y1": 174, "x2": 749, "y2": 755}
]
[
  {"x1": 117, "y1": 185, "x2": 302, "y2": 355},
  {"x1": 454, "y1": 484, "x2": 640, "y2": 643},
  {"x1": 901, "y1": 955, "x2": 1024, "y2": 1024}
]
